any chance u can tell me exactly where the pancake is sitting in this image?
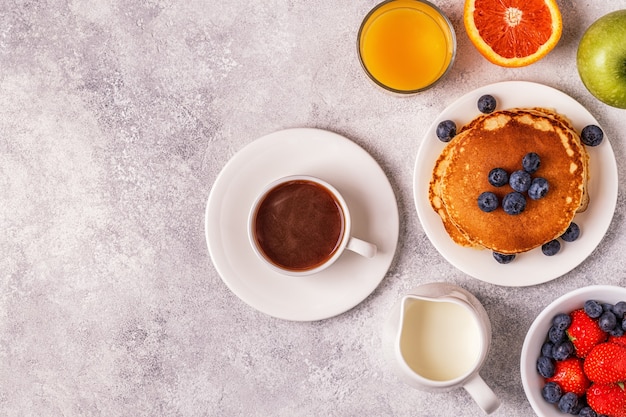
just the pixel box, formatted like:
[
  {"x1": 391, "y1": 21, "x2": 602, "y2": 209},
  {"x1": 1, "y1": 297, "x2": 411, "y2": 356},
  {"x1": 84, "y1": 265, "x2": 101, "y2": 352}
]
[{"x1": 429, "y1": 108, "x2": 589, "y2": 255}]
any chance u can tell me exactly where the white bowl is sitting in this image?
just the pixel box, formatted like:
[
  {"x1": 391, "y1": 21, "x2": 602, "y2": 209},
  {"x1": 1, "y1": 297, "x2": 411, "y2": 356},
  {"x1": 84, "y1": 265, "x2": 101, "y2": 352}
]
[{"x1": 520, "y1": 285, "x2": 626, "y2": 417}]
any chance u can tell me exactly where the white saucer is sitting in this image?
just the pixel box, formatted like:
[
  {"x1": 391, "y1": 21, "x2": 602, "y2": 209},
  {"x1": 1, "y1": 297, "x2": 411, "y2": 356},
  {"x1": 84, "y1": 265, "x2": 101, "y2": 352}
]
[
  {"x1": 205, "y1": 128, "x2": 399, "y2": 321},
  {"x1": 413, "y1": 81, "x2": 618, "y2": 286}
]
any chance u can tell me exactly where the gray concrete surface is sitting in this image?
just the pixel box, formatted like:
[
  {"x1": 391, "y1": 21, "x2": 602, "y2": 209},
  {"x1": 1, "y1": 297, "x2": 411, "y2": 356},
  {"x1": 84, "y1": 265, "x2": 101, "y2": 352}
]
[{"x1": 2, "y1": 1, "x2": 626, "y2": 416}]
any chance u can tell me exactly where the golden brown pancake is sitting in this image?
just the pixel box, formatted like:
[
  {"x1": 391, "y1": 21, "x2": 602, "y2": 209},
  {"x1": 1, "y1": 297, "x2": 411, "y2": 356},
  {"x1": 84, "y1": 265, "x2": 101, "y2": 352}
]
[{"x1": 429, "y1": 108, "x2": 589, "y2": 254}]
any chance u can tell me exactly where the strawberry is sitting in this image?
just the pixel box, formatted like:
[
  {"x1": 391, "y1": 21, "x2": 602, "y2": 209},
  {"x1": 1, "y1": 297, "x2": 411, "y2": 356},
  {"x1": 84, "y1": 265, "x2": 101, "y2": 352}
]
[
  {"x1": 546, "y1": 357, "x2": 590, "y2": 396},
  {"x1": 586, "y1": 382, "x2": 626, "y2": 417},
  {"x1": 610, "y1": 333, "x2": 626, "y2": 348},
  {"x1": 584, "y1": 342, "x2": 626, "y2": 384},
  {"x1": 567, "y1": 308, "x2": 607, "y2": 358}
]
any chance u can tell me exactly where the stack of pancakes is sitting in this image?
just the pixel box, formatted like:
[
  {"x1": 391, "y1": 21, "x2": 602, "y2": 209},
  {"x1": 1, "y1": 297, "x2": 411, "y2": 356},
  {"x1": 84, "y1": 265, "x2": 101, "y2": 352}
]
[{"x1": 429, "y1": 107, "x2": 589, "y2": 255}]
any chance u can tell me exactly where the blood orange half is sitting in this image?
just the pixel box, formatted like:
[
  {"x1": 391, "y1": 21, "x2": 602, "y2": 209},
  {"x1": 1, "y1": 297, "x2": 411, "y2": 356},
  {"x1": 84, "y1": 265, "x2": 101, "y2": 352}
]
[{"x1": 464, "y1": 0, "x2": 562, "y2": 67}]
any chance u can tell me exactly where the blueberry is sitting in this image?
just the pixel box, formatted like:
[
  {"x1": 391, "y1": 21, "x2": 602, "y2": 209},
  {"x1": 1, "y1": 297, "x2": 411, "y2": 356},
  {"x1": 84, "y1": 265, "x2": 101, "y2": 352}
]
[
  {"x1": 436, "y1": 120, "x2": 457, "y2": 142},
  {"x1": 492, "y1": 251, "x2": 515, "y2": 264},
  {"x1": 610, "y1": 327, "x2": 624, "y2": 337},
  {"x1": 622, "y1": 318, "x2": 626, "y2": 331},
  {"x1": 549, "y1": 325, "x2": 567, "y2": 344},
  {"x1": 584, "y1": 300, "x2": 603, "y2": 318},
  {"x1": 542, "y1": 382, "x2": 562, "y2": 404},
  {"x1": 599, "y1": 311, "x2": 617, "y2": 332},
  {"x1": 477, "y1": 192, "x2": 499, "y2": 212},
  {"x1": 528, "y1": 177, "x2": 549, "y2": 200},
  {"x1": 581, "y1": 124, "x2": 604, "y2": 147},
  {"x1": 603, "y1": 303, "x2": 615, "y2": 313},
  {"x1": 614, "y1": 301, "x2": 626, "y2": 319},
  {"x1": 537, "y1": 356, "x2": 556, "y2": 378},
  {"x1": 509, "y1": 170, "x2": 532, "y2": 192},
  {"x1": 552, "y1": 341, "x2": 574, "y2": 361},
  {"x1": 502, "y1": 192, "x2": 526, "y2": 215},
  {"x1": 542, "y1": 240, "x2": 561, "y2": 256},
  {"x1": 488, "y1": 168, "x2": 509, "y2": 187},
  {"x1": 542, "y1": 341, "x2": 555, "y2": 358},
  {"x1": 572, "y1": 402, "x2": 585, "y2": 415},
  {"x1": 558, "y1": 392, "x2": 579, "y2": 414},
  {"x1": 477, "y1": 94, "x2": 497, "y2": 114},
  {"x1": 560, "y1": 222, "x2": 580, "y2": 242},
  {"x1": 578, "y1": 406, "x2": 598, "y2": 417},
  {"x1": 522, "y1": 152, "x2": 541, "y2": 173},
  {"x1": 553, "y1": 313, "x2": 572, "y2": 331}
]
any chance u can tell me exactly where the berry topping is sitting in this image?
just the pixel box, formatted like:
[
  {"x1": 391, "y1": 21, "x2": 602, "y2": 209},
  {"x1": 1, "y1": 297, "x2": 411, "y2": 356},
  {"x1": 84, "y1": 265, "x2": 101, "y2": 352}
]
[
  {"x1": 538, "y1": 356, "x2": 556, "y2": 378},
  {"x1": 567, "y1": 309, "x2": 608, "y2": 358},
  {"x1": 603, "y1": 303, "x2": 615, "y2": 314},
  {"x1": 584, "y1": 343, "x2": 626, "y2": 384},
  {"x1": 436, "y1": 120, "x2": 457, "y2": 142},
  {"x1": 528, "y1": 177, "x2": 549, "y2": 200},
  {"x1": 522, "y1": 152, "x2": 541, "y2": 173},
  {"x1": 561, "y1": 222, "x2": 581, "y2": 242},
  {"x1": 552, "y1": 341, "x2": 574, "y2": 361},
  {"x1": 492, "y1": 251, "x2": 515, "y2": 264},
  {"x1": 549, "y1": 325, "x2": 568, "y2": 344},
  {"x1": 613, "y1": 301, "x2": 626, "y2": 320},
  {"x1": 609, "y1": 326, "x2": 624, "y2": 338},
  {"x1": 477, "y1": 191, "x2": 499, "y2": 212},
  {"x1": 585, "y1": 300, "x2": 604, "y2": 319},
  {"x1": 586, "y1": 383, "x2": 626, "y2": 417},
  {"x1": 578, "y1": 406, "x2": 598, "y2": 417},
  {"x1": 557, "y1": 392, "x2": 580, "y2": 414},
  {"x1": 609, "y1": 333, "x2": 626, "y2": 348},
  {"x1": 538, "y1": 300, "x2": 626, "y2": 416},
  {"x1": 542, "y1": 240, "x2": 561, "y2": 256},
  {"x1": 553, "y1": 313, "x2": 572, "y2": 331},
  {"x1": 599, "y1": 312, "x2": 618, "y2": 332},
  {"x1": 509, "y1": 169, "x2": 532, "y2": 192},
  {"x1": 502, "y1": 192, "x2": 526, "y2": 215},
  {"x1": 488, "y1": 167, "x2": 509, "y2": 187},
  {"x1": 542, "y1": 341, "x2": 555, "y2": 358},
  {"x1": 547, "y1": 357, "x2": 590, "y2": 396},
  {"x1": 581, "y1": 125, "x2": 604, "y2": 147},
  {"x1": 477, "y1": 94, "x2": 497, "y2": 114},
  {"x1": 542, "y1": 381, "x2": 563, "y2": 404}
]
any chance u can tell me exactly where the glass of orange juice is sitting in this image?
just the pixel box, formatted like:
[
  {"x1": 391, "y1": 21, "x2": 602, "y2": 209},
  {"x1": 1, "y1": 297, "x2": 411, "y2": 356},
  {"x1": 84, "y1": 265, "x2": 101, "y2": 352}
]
[{"x1": 357, "y1": 0, "x2": 456, "y2": 94}]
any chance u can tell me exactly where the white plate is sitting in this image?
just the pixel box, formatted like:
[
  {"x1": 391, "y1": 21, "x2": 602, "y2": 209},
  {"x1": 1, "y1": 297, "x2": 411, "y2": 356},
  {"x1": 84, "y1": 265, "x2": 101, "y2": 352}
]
[
  {"x1": 413, "y1": 81, "x2": 618, "y2": 286},
  {"x1": 205, "y1": 128, "x2": 399, "y2": 321}
]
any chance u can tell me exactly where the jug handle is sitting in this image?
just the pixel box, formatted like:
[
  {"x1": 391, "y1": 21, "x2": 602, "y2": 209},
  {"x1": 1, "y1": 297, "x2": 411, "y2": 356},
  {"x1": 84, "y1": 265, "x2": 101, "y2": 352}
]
[{"x1": 463, "y1": 374, "x2": 501, "y2": 415}]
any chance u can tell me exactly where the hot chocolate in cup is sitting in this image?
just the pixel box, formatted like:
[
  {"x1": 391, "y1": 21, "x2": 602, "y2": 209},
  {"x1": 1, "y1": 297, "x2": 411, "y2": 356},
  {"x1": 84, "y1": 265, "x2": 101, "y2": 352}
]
[{"x1": 248, "y1": 175, "x2": 377, "y2": 276}]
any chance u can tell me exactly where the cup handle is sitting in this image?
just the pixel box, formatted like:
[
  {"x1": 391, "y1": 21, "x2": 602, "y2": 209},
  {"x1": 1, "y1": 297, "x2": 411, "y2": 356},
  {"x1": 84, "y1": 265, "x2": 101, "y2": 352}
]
[
  {"x1": 345, "y1": 237, "x2": 377, "y2": 258},
  {"x1": 462, "y1": 374, "x2": 501, "y2": 415}
]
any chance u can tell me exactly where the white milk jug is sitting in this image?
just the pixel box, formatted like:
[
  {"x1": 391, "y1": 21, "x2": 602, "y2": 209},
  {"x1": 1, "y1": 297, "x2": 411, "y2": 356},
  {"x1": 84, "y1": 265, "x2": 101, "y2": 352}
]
[{"x1": 382, "y1": 282, "x2": 501, "y2": 414}]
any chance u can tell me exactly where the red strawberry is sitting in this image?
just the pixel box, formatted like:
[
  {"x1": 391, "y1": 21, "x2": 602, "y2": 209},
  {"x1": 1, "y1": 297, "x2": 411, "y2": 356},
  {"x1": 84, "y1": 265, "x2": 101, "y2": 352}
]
[
  {"x1": 546, "y1": 357, "x2": 590, "y2": 396},
  {"x1": 567, "y1": 308, "x2": 607, "y2": 358},
  {"x1": 584, "y1": 342, "x2": 626, "y2": 384},
  {"x1": 586, "y1": 382, "x2": 626, "y2": 417},
  {"x1": 610, "y1": 333, "x2": 626, "y2": 348}
]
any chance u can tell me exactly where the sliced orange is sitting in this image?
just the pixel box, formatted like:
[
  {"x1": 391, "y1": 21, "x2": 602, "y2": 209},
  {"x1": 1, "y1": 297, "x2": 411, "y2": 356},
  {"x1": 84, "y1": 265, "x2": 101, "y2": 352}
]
[{"x1": 464, "y1": 0, "x2": 562, "y2": 67}]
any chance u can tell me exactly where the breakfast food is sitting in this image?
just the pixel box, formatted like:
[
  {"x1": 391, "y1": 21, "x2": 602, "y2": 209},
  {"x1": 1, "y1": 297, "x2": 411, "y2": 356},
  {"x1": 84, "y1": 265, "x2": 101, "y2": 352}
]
[
  {"x1": 464, "y1": 0, "x2": 562, "y2": 67},
  {"x1": 429, "y1": 104, "x2": 591, "y2": 260},
  {"x1": 536, "y1": 300, "x2": 626, "y2": 417}
]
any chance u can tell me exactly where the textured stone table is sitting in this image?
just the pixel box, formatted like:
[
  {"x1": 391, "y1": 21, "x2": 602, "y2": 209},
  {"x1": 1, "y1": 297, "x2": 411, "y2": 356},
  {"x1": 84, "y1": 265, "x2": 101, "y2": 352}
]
[{"x1": 3, "y1": 1, "x2": 626, "y2": 416}]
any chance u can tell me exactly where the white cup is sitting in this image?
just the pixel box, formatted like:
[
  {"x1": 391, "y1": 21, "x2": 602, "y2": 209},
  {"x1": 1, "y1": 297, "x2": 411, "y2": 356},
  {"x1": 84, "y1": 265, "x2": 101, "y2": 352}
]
[{"x1": 248, "y1": 175, "x2": 377, "y2": 276}]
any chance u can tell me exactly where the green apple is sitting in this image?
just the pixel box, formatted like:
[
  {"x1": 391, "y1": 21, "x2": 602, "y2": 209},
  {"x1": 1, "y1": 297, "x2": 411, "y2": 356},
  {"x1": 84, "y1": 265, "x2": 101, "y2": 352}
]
[{"x1": 577, "y1": 10, "x2": 626, "y2": 109}]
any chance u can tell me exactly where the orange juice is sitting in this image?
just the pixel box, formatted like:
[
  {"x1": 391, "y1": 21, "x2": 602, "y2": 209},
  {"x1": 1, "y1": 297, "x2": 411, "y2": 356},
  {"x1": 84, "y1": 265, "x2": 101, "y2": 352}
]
[{"x1": 358, "y1": 0, "x2": 455, "y2": 93}]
